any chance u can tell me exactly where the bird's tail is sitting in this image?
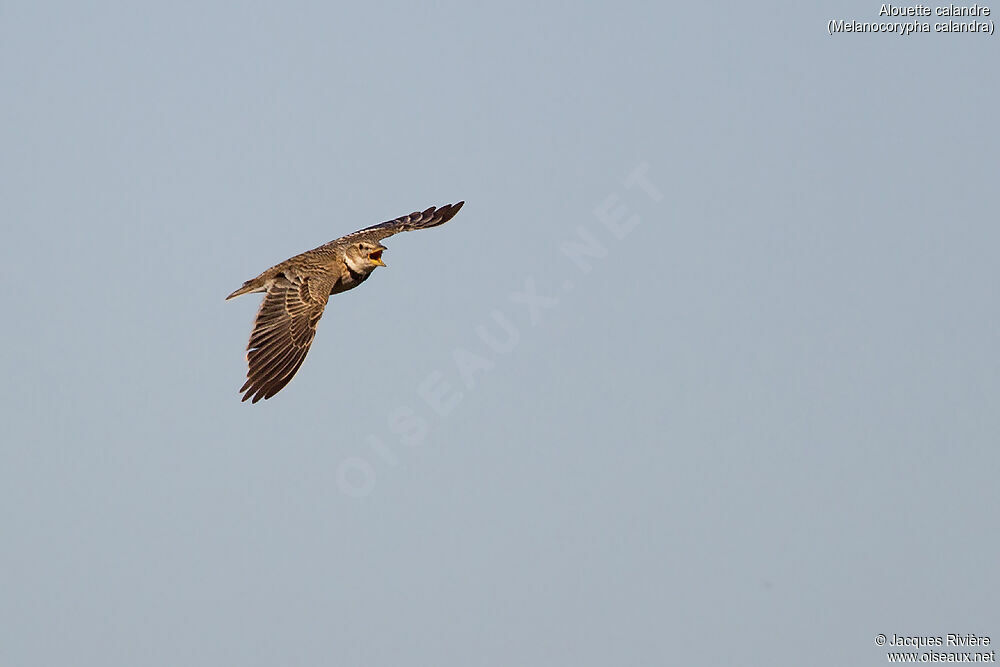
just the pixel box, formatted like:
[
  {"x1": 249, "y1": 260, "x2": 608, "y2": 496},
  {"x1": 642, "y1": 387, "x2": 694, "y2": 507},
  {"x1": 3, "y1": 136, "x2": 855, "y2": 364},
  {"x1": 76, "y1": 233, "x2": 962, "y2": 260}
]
[{"x1": 226, "y1": 279, "x2": 263, "y2": 300}]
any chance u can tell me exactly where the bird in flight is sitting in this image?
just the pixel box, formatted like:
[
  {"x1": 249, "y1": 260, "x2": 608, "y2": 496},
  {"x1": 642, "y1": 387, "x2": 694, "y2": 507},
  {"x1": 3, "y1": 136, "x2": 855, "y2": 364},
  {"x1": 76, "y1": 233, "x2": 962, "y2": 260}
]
[{"x1": 227, "y1": 202, "x2": 464, "y2": 403}]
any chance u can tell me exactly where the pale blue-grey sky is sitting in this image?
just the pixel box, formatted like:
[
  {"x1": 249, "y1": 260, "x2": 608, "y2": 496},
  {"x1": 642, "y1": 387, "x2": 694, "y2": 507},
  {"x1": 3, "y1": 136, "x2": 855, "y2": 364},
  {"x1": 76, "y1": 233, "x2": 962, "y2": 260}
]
[{"x1": 2, "y1": 2, "x2": 997, "y2": 665}]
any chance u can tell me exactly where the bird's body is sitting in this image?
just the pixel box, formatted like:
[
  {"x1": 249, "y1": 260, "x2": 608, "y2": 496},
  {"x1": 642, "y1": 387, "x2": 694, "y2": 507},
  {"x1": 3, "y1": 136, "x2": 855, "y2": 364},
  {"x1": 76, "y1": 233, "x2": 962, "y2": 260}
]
[
  {"x1": 225, "y1": 241, "x2": 372, "y2": 301},
  {"x1": 227, "y1": 202, "x2": 464, "y2": 403}
]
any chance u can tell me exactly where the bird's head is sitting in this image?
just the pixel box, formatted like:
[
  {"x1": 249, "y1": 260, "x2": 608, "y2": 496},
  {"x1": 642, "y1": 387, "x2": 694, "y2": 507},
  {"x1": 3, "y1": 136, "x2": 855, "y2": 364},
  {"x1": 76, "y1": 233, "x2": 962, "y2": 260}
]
[{"x1": 345, "y1": 240, "x2": 387, "y2": 273}]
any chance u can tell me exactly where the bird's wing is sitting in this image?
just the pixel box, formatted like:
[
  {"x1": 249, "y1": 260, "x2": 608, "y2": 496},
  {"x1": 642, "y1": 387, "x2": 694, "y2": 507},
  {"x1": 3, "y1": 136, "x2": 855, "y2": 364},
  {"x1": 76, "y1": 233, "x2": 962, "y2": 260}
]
[
  {"x1": 341, "y1": 201, "x2": 464, "y2": 244},
  {"x1": 240, "y1": 273, "x2": 334, "y2": 403}
]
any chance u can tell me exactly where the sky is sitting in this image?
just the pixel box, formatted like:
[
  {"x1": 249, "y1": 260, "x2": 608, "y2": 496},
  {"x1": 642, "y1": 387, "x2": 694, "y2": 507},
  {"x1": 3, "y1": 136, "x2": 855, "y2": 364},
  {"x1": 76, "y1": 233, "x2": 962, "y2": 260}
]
[{"x1": 1, "y1": 2, "x2": 997, "y2": 665}]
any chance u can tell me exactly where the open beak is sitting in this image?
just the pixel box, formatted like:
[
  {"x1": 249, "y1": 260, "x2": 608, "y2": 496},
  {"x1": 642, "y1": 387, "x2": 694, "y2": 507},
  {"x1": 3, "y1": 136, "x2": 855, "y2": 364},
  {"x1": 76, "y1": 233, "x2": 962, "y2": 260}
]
[{"x1": 369, "y1": 249, "x2": 386, "y2": 266}]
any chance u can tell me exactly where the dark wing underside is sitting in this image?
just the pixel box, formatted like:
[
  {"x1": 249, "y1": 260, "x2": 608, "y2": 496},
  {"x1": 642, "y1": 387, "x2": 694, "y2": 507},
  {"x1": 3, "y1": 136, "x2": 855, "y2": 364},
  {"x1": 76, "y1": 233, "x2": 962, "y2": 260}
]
[
  {"x1": 240, "y1": 274, "x2": 334, "y2": 403},
  {"x1": 342, "y1": 201, "x2": 464, "y2": 244}
]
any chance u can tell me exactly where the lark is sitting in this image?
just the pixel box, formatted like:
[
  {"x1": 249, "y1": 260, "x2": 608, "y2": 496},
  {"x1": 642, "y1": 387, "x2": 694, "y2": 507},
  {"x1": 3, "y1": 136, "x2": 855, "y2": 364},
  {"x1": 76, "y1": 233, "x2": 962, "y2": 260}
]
[{"x1": 227, "y1": 202, "x2": 464, "y2": 403}]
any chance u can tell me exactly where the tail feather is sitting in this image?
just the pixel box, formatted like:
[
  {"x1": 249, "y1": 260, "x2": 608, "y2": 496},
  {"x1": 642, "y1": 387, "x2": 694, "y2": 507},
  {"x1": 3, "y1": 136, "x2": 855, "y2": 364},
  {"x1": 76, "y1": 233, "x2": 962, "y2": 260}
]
[{"x1": 226, "y1": 280, "x2": 263, "y2": 300}]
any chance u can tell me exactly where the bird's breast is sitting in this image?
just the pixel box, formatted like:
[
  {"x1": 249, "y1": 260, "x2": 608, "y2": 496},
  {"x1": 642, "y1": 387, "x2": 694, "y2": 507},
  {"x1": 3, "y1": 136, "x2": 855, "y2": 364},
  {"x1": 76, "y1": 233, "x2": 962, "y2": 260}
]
[{"x1": 330, "y1": 267, "x2": 372, "y2": 295}]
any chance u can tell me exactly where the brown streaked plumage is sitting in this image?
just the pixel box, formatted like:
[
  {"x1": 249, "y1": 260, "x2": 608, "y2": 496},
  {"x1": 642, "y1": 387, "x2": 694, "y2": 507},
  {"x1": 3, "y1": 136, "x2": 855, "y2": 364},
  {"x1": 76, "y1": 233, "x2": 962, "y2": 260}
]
[{"x1": 227, "y1": 202, "x2": 464, "y2": 403}]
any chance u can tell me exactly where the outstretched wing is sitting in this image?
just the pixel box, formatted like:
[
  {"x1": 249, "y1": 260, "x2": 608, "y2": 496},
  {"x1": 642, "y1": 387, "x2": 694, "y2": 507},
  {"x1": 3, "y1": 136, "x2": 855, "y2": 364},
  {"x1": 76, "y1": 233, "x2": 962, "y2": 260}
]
[
  {"x1": 240, "y1": 273, "x2": 334, "y2": 403},
  {"x1": 342, "y1": 201, "x2": 464, "y2": 244}
]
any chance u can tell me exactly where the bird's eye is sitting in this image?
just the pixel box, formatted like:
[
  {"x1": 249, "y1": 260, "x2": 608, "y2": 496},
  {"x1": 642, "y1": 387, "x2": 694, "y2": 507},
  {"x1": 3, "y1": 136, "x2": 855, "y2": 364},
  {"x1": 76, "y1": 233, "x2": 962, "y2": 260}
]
[{"x1": 358, "y1": 244, "x2": 364, "y2": 250}]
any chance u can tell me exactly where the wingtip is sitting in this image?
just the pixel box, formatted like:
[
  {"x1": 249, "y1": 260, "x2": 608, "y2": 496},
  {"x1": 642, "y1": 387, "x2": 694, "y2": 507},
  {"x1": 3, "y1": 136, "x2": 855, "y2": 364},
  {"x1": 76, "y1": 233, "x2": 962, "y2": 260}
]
[{"x1": 439, "y1": 200, "x2": 464, "y2": 223}]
